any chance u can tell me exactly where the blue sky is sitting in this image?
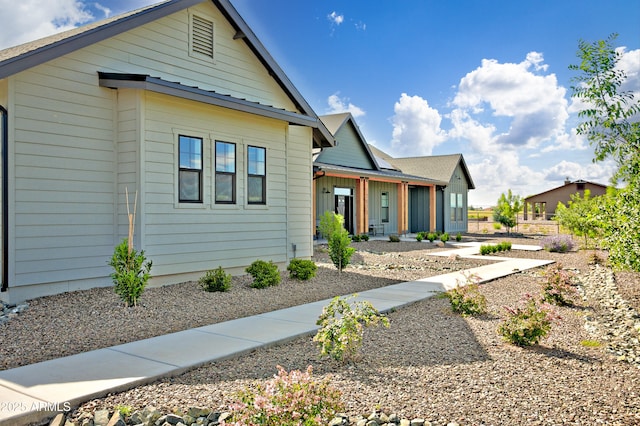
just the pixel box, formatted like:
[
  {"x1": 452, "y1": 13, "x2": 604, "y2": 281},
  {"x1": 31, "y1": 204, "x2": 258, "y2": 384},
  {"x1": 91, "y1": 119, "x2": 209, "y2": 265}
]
[{"x1": 1, "y1": 0, "x2": 638, "y2": 207}]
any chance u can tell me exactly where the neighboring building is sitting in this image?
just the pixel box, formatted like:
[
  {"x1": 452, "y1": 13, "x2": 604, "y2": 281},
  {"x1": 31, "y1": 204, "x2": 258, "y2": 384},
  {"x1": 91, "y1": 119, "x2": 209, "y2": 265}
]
[
  {"x1": 314, "y1": 113, "x2": 444, "y2": 237},
  {"x1": 313, "y1": 112, "x2": 474, "y2": 237},
  {"x1": 371, "y1": 148, "x2": 475, "y2": 235},
  {"x1": 523, "y1": 179, "x2": 609, "y2": 220},
  {"x1": 0, "y1": 0, "x2": 334, "y2": 302}
]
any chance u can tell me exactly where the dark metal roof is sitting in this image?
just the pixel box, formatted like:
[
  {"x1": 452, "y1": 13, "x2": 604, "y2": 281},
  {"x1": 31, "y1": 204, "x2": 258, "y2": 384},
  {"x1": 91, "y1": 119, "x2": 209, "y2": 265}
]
[{"x1": 99, "y1": 72, "x2": 321, "y2": 127}]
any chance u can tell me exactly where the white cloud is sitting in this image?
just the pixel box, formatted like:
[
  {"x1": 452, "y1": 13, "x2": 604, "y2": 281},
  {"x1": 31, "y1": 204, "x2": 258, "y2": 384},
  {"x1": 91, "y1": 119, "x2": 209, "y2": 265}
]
[
  {"x1": 452, "y1": 52, "x2": 569, "y2": 149},
  {"x1": 327, "y1": 11, "x2": 344, "y2": 25},
  {"x1": 93, "y1": 2, "x2": 111, "y2": 18},
  {"x1": 0, "y1": 0, "x2": 94, "y2": 48},
  {"x1": 390, "y1": 93, "x2": 447, "y2": 156},
  {"x1": 326, "y1": 93, "x2": 365, "y2": 117}
]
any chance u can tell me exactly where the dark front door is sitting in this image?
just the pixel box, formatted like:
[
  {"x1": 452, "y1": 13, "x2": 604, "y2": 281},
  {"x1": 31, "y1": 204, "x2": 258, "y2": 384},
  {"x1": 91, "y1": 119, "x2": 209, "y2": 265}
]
[
  {"x1": 409, "y1": 187, "x2": 430, "y2": 233},
  {"x1": 335, "y1": 193, "x2": 354, "y2": 235}
]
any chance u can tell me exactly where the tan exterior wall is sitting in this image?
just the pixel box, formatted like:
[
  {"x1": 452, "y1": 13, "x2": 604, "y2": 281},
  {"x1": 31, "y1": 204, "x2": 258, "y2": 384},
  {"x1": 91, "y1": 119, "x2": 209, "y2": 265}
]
[{"x1": 524, "y1": 183, "x2": 608, "y2": 219}]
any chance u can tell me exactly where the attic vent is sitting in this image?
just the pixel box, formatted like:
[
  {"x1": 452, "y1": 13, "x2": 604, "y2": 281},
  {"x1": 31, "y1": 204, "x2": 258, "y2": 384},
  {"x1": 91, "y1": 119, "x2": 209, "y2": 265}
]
[{"x1": 191, "y1": 14, "x2": 214, "y2": 60}]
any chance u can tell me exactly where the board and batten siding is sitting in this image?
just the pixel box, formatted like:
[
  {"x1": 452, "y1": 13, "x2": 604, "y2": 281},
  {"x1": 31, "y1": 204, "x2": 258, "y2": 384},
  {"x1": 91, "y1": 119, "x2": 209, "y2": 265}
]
[
  {"x1": 443, "y1": 163, "x2": 469, "y2": 233},
  {"x1": 368, "y1": 181, "x2": 398, "y2": 235},
  {"x1": 315, "y1": 121, "x2": 375, "y2": 169}
]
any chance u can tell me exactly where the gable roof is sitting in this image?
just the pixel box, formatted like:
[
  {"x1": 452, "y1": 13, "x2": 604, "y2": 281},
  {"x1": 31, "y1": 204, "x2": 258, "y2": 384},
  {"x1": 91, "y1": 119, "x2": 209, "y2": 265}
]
[
  {"x1": 368, "y1": 146, "x2": 476, "y2": 189},
  {"x1": 318, "y1": 113, "x2": 381, "y2": 170},
  {"x1": 0, "y1": 0, "x2": 334, "y2": 147}
]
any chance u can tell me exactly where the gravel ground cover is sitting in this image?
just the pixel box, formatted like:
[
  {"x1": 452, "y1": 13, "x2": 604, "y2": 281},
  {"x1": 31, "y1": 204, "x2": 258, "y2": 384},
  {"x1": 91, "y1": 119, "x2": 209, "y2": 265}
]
[{"x1": 3, "y1": 236, "x2": 639, "y2": 425}]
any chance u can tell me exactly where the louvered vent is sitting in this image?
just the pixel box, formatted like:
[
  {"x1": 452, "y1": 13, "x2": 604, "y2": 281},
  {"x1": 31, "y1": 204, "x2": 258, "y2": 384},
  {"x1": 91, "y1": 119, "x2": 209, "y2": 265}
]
[{"x1": 191, "y1": 15, "x2": 214, "y2": 59}]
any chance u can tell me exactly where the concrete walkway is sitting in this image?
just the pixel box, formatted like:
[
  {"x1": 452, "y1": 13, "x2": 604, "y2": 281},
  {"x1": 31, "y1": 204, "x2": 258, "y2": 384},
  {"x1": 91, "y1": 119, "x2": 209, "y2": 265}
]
[{"x1": 0, "y1": 242, "x2": 553, "y2": 426}]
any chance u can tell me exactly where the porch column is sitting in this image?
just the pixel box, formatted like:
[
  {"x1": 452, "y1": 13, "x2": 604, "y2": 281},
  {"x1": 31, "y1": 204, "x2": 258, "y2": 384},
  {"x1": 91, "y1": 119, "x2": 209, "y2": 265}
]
[
  {"x1": 397, "y1": 181, "x2": 408, "y2": 235},
  {"x1": 524, "y1": 201, "x2": 528, "y2": 220},
  {"x1": 355, "y1": 177, "x2": 369, "y2": 235},
  {"x1": 312, "y1": 182, "x2": 317, "y2": 237},
  {"x1": 429, "y1": 185, "x2": 436, "y2": 232}
]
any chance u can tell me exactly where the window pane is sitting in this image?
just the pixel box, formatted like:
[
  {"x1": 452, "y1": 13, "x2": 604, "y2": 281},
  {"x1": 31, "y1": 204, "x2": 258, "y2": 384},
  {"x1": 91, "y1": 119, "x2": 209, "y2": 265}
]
[
  {"x1": 216, "y1": 141, "x2": 235, "y2": 173},
  {"x1": 248, "y1": 175, "x2": 264, "y2": 203},
  {"x1": 215, "y1": 173, "x2": 234, "y2": 202},
  {"x1": 248, "y1": 146, "x2": 265, "y2": 176},
  {"x1": 179, "y1": 136, "x2": 202, "y2": 169},
  {"x1": 381, "y1": 192, "x2": 389, "y2": 208},
  {"x1": 179, "y1": 170, "x2": 200, "y2": 201}
]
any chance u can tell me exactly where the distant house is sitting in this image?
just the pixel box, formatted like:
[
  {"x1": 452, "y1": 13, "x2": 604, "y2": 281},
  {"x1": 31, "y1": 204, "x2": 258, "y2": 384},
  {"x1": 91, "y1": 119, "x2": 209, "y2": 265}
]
[
  {"x1": 523, "y1": 179, "x2": 609, "y2": 220},
  {"x1": 0, "y1": 0, "x2": 333, "y2": 302},
  {"x1": 370, "y1": 147, "x2": 475, "y2": 234},
  {"x1": 313, "y1": 112, "x2": 474, "y2": 236}
]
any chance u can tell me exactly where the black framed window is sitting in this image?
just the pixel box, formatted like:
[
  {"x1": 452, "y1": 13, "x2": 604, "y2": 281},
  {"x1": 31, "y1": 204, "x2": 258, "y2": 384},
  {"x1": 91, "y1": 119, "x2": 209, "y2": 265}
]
[
  {"x1": 247, "y1": 146, "x2": 266, "y2": 204},
  {"x1": 381, "y1": 191, "x2": 389, "y2": 223},
  {"x1": 179, "y1": 135, "x2": 202, "y2": 203},
  {"x1": 215, "y1": 141, "x2": 236, "y2": 203}
]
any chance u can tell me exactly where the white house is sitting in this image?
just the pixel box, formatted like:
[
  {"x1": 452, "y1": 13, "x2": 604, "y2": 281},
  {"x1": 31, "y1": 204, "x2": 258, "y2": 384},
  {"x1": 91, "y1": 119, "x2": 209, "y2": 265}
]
[{"x1": 0, "y1": 0, "x2": 333, "y2": 302}]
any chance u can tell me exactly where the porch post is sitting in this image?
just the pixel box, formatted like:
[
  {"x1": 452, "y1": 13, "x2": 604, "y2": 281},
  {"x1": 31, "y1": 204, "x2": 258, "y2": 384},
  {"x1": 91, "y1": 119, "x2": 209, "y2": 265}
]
[
  {"x1": 429, "y1": 185, "x2": 436, "y2": 232},
  {"x1": 397, "y1": 181, "x2": 408, "y2": 235}
]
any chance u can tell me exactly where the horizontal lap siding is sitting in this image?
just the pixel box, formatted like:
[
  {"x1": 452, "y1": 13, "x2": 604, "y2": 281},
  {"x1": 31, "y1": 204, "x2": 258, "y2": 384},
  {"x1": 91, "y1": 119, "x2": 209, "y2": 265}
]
[
  {"x1": 143, "y1": 92, "x2": 290, "y2": 276},
  {"x1": 12, "y1": 69, "x2": 116, "y2": 287},
  {"x1": 287, "y1": 126, "x2": 313, "y2": 259}
]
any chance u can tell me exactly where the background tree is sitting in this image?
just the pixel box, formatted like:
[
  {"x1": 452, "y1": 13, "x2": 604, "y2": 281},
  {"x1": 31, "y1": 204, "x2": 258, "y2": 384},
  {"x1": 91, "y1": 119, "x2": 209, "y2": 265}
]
[
  {"x1": 570, "y1": 34, "x2": 640, "y2": 271},
  {"x1": 554, "y1": 189, "x2": 603, "y2": 249},
  {"x1": 493, "y1": 189, "x2": 523, "y2": 235}
]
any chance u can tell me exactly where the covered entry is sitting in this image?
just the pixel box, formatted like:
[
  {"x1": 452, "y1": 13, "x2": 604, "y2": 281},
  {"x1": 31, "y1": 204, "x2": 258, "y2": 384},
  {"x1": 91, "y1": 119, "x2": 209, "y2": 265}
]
[{"x1": 334, "y1": 187, "x2": 354, "y2": 235}]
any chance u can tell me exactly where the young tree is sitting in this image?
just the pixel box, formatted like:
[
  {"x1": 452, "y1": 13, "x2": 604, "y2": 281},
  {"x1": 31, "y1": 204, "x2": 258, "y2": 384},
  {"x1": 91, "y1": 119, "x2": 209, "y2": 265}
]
[
  {"x1": 570, "y1": 34, "x2": 640, "y2": 271},
  {"x1": 569, "y1": 33, "x2": 640, "y2": 183},
  {"x1": 493, "y1": 189, "x2": 523, "y2": 235},
  {"x1": 554, "y1": 189, "x2": 603, "y2": 249}
]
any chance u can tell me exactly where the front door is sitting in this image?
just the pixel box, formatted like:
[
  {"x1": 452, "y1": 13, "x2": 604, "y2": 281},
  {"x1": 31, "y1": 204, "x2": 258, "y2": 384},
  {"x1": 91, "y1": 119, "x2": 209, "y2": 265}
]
[{"x1": 334, "y1": 187, "x2": 354, "y2": 234}]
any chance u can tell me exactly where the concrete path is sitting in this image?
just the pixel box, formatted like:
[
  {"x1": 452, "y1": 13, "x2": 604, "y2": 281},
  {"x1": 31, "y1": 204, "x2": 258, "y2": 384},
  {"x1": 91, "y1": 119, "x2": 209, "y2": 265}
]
[{"x1": 0, "y1": 242, "x2": 553, "y2": 426}]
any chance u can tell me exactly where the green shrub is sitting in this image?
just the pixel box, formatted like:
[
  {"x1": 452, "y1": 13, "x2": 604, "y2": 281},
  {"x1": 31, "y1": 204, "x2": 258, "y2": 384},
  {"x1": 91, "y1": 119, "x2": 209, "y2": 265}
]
[
  {"x1": 456, "y1": 232, "x2": 462, "y2": 242},
  {"x1": 388, "y1": 234, "x2": 400, "y2": 242},
  {"x1": 246, "y1": 260, "x2": 281, "y2": 289},
  {"x1": 318, "y1": 211, "x2": 343, "y2": 239},
  {"x1": 314, "y1": 294, "x2": 390, "y2": 362},
  {"x1": 541, "y1": 263, "x2": 576, "y2": 306},
  {"x1": 108, "y1": 239, "x2": 152, "y2": 307},
  {"x1": 199, "y1": 267, "x2": 232, "y2": 292},
  {"x1": 445, "y1": 273, "x2": 487, "y2": 316},
  {"x1": 415, "y1": 232, "x2": 424, "y2": 242},
  {"x1": 329, "y1": 228, "x2": 356, "y2": 272},
  {"x1": 440, "y1": 233, "x2": 450, "y2": 243},
  {"x1": 427, "y1": 232, "x2": 437, "y2": 242},
  {"x1": 498, "y1": 295, "x2": 559, "y2": 346},
  {"x1": 351, "y1": 234, "x2": 370, "y2": 242},
  {"x1": 479, "y1": 242, "x2": 511, "y2": 255},
  {"x1": 287, "y1": 258, "x2": 317, "y2": 280},
  {"x1": 360, "y1": 233, "x2": 370, "y2": 241},
  {"x1": 493, "y1": 222, "x2": 502, "y2": 230}
]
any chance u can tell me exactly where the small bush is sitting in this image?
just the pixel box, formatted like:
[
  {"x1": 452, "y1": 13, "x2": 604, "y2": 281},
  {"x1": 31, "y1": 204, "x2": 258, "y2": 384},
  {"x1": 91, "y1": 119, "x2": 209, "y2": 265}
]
[
  {"x1": 318, "y1": 211, "x2": 344, "y2": 240},
  {"x1": 479, "y1": 241, "x2": 512, "y2": 255},
  {"x1": 445, "y1": 273, "x2": 487, "y2": 316},
  {"x1": 493, "y1": 222, "x2": 502, "y2": 230},
  {"x1": 456, "y1": 232, "x2": 462, "y2": 242},
  {"x1": 351, "y1": 234, "x2": 370, "y2": 242},
  {"x1": 199, "y1": 267, "x2": 232, "y2": 292},
  {"x1": 541, "y1": 263, "x2": 576, "y2": 306},
  {"x1": 228, "y1": 365, "x2": 344, "y2": 425},
  {"x1": 497, "y1": 295, "x2": 560, "y2": 346},
  {"x1": 541, "y1": 234, "x2": 575, "y2": 253},
  {"x1": 246, "y1": 260, "x2": 281, "y2": 289},
  {"x1": 415, "y1": 232, "x2": 424, "y2": 242},
  {"x1": 314, "y1": 294, "x2": 390, "y2": 362},
  {"x1": 108, "y1": 239, "x2": 152, "y2": 307},
  {"x1": 440, "y1": 233, "x2": 450, "y2": 243},
  {"x1": 427, "y1": 232, "x2": 437, "y2": 242},
  {"x1": 287, "y1": 258, "x2": 317, "y2": 280},
  {"x1": 329, "y1": 229, "x2": 356, "y2": 272},
  {"x1": 388, "y1": 234, "x2": 400, "y2": 242}
]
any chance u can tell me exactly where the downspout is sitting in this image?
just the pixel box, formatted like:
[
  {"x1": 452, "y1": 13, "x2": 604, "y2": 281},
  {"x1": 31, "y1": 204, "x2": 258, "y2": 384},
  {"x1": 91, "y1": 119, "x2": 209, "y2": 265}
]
[{"x1": 1, "y1": 106, "x2": 7, "y2": 292}]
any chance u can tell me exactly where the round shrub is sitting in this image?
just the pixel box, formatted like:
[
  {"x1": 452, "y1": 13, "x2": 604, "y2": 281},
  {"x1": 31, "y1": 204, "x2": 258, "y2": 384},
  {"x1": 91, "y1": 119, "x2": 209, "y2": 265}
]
[
  {"x1": 287, "y1": 258, "x2": 317, "y2": 280},
  {"x1": 199, "y1": 267, "x2": 232, "y2": 292},
  {"x1": 246, "y1": 260, "x2": 281, "y2": 289},
  {"x1": 440, "y1": 233, "x2": 450, "y2": 242},
  {"x1": 541, "y1": 234, "x2": 575, "y2": 253}
]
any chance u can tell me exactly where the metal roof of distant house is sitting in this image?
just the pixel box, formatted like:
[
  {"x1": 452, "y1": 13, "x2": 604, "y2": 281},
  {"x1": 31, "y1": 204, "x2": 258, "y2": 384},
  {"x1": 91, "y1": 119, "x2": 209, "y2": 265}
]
[
  {"x1": 524, "y1": 179, "x2": 609, "y2": 201},
  {"x1": 0, "y1": 0, "x2": 334, "y2": 147}
]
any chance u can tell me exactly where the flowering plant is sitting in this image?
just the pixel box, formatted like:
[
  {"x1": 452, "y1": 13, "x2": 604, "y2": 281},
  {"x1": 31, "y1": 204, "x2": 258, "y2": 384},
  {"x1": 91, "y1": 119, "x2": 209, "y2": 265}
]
[
  {"x1": 314, "y1": 294, "x2": 389, "y2": 362},
  {"x1": 224, "y1": 365, "x2": 343, "y2": 426},
  {"x1": 541, "y1": 234, "x2": 575, "y2": 253},
  {"x1": 498, "y1": 294, "x2": 561, "y2": 346},
  {"x1": 541, "y1": 263, "x2": 577, "y2": 306}
]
